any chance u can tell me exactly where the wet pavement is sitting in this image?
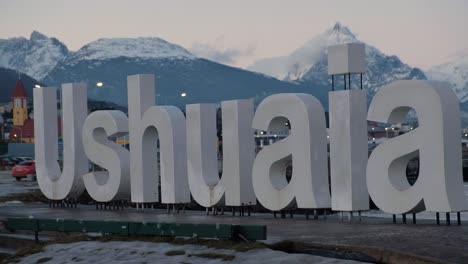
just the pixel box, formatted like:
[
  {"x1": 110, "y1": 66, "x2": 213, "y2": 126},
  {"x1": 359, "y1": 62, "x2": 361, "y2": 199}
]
[
  {"x1": 0, "y1": 203, "x2": 467, "y2": 263},
  {"x1": 0, "y1": 172, "x2": 467, "y2": 263},
  {"x1": 0, "y1": 171, "x2": 38, "y2": 196}
]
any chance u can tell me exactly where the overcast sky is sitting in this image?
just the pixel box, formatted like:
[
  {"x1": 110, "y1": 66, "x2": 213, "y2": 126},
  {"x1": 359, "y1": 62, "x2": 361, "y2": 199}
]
[{"x1": 1, "y1": 0, "x2": 467, "y2": 69}]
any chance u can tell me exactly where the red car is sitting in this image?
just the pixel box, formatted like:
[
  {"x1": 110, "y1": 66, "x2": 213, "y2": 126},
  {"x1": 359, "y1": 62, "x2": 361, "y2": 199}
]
[{"x1": 12, "y1": 161, "x2": 36, "y2": 181}]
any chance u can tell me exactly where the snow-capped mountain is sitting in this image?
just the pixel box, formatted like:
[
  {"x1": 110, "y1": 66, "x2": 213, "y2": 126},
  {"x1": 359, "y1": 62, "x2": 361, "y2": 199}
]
[
  {"x1": 44, "y1": 37, "x2": 304, "y2": 107},
  {"x1": 63, "y1": 37, "x2": 195, "y2": 63},
  {"x1": 0, "y1": 27, "x2": 438, "y2": 118},
  {"x1": 248, "y1": 22, "x2": 358, "y2": 81},
  {"x1": 0, "y1": 31, "x2": 69, "y2": 80},
  {"x1": 426, "y1": 52, "x2": 468, "y2": 103},
  {"x1": 248, "y1": 23, "x2": 426, "y2": 97}
]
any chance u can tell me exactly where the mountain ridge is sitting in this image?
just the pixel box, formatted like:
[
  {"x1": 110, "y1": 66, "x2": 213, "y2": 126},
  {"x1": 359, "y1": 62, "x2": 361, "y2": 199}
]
[
  {"x1": 426, "y1": 52, "x2": 468, "y2": 103},
  {"x1": 248, "y1": 22, "x2": 427, "y2": 98},
  {"x1": 44, "y1": 52, "x2": 306, "y2": 108},
  {"x1": 2, "y1": 26, "x2": 468, "y2": 126},
  {"x1": 65, "y1": 37, "x2": 196, "y2": 63},
  {"x1": 0, "y1": 31, "x2": 69, "y2": 80},
  {"x1": 248, "y1": 22, "x2": 361, "y2": 81}
]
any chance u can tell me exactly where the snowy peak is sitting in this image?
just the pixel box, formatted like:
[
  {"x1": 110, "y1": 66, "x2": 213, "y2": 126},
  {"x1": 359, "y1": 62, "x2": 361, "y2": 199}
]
[
  {"x1": 0, "y1": 32, "x2": 196, "y2": 80},
  {"x1": 302, "y1": 22, "x2": 359, "y2": 52},
  {"x1": 331, "y1": 22, "x2": 349, "y2": 33},
  {"x1": 68, "y1": 37, "x2": 196, "y2": 61},
  {"x1": 0, "y1": 31, "x2": 69, "y2": 80},
  {"x1": 323, "y1": 22, "x2": 357, "y2": 44},
  {"x1": 247, "y1": 22, "x2": 360, "y2": 80},
  {"x1": 427, "y1": 51, "x2": 468, "y2": 103},
  {"x1": 248, "y1": 22, "x2": 426, "y2": 96},
  {"x1": 30, "y1": 31, "x2": 49, "y2": 41},
  {"x1": 299, "y1": 23, "x2": 426, "y2": 94}
]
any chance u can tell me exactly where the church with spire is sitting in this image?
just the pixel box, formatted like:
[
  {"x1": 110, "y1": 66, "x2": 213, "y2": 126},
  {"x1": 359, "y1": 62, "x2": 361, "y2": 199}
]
[
  {"x1": 9, "y1": 80, "x2": 35, "y2": 142},
  {"x1": 7, "y1": 78, "x2": 62, "y2": 143}
]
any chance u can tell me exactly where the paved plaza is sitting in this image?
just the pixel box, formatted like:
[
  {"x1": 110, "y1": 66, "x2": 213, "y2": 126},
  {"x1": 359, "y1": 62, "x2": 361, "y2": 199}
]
[
  {"x1": 0, "y1": 203, "x2": 467, "y2": 263},
  {"x1": 1, "y1": 173, "x2": 467, "y2": 262}
]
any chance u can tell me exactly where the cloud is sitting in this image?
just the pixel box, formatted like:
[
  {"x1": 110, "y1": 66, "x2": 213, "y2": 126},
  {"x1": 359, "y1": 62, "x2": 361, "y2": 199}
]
[{"x1": 190, "y1": 42, "x2": 255, "y2": 65}]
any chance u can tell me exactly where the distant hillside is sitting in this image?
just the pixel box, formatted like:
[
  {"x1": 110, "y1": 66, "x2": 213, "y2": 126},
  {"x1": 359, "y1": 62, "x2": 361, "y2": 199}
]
[{"x1": 43, "y1": 37, "x2": 306, "y2": 108}]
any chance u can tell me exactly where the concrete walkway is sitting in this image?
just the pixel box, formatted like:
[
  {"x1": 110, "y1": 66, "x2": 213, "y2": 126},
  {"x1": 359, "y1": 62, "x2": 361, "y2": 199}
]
[{"x1": 0, "y1": 203, "x2": 466, "y2": 263}]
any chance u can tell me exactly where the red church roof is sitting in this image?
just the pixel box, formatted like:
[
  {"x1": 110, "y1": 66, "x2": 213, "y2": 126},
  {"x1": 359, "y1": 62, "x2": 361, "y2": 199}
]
[{"x1": 12, "y1": 80, "x2": 27, "y2": 98}]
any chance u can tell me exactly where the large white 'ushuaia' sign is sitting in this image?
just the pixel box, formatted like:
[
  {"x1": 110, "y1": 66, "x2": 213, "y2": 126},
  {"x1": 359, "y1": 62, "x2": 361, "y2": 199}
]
[{"x1": 33, "y1": 45, "x2": 468, "y2": 216}]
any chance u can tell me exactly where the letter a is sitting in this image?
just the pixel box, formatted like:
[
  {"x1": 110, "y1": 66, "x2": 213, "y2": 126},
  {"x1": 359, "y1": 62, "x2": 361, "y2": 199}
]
[
  {"x1": 252, "y1": 93, "x2": 331, "y2": 211},
  {"x1": 367, "y1": 80, "x2": 467, "y2": 214}
]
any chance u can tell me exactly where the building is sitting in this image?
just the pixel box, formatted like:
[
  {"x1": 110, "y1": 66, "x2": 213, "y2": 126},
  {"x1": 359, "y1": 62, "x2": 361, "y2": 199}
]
[
  {"x1": 0, "y1": 102, "x2": 13, "y2": 114},
  {"x1": 11, "y1": 80, "x2": 28, "y2": 127},
  {"x1": 9, "y1": 80, "x2": 35, "y2": 142}
]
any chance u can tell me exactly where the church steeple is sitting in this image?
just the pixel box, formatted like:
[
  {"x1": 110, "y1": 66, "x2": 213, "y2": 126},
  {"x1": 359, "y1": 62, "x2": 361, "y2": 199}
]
[{"x1": 12, "y1": 79, "x2": 28, "y2": 127}]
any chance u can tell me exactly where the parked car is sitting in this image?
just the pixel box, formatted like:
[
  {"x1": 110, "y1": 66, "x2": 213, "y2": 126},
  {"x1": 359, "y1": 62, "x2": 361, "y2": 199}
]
[
  {"x1": 11, "y1": 160, "x2": 36, "y2": 181},
  {"x1": 0, "y1": 157, "x2": 15, "y2": 168},
  {"x1": 9, "y1": 157, "x2": 28, "y2": 165},
  {"x1": 11, "y1": 157, "x2": 33, "y2": 164},
  {"x1": 6, "y1": 157, "x2": 20, "y2": 165}
]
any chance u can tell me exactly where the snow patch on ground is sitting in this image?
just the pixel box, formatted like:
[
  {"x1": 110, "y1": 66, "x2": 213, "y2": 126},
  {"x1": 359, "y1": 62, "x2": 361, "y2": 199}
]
[
  {"x1": 16, "y1": 241, "x2": 363, "y2": 264},
  {"x1": 4, "y1": 200, "x2": 23, "y2": 204}
]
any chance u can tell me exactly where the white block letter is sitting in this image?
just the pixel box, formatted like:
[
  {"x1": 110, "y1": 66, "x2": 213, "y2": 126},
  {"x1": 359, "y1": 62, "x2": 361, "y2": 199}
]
[
  {"x1": 33, "y1": 84, "x2": 88, "y2": 200},
  {"x1": 82, "y1": 111, "x2": 130, "y2": 202},
  {"x1": 128, "y1": 74, "x2": 190, "y2": 204},
  {"x1": 252, "y1": 93, "x2": 331, "y2": 211},
  {"x1": 367, "y1": 80, "x2": 467, "y2": 214},
  {"x1": 186, "y1": 99, "x2": 256, "y2": 207},
  {"x1": 329, "y1": 90, "x2": 369, "y2": 211}
]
